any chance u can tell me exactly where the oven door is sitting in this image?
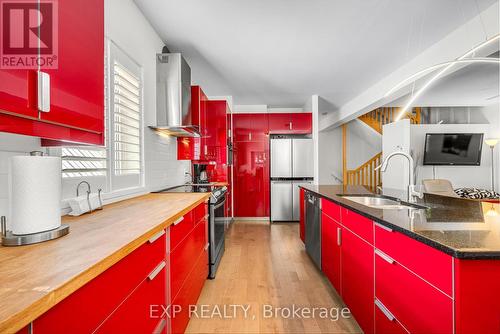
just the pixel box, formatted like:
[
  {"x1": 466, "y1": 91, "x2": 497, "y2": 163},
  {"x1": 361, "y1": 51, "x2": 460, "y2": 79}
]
[{"x1": 209, "y1": 194, "x2": 227, "y2": 275}]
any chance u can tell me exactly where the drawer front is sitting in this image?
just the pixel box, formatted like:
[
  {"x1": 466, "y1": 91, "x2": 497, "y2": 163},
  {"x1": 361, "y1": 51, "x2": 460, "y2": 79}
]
[
  {"x1": 170, "y1": 211, "x2": 195, "y2": 252},
  {"x1": 172, "y1": 248, "x2": 208, "y2": 334},
  {"x1": 95, "y1": 265, "x2": 167, "y2": 334},
  {"x1": 374, "y1": 224, "x2": 453, "y2": 296},
  {"x1": 34, "y1": 233, "x2": 166, "y2": 334},
  {"x1": 375, "y1": 253, "x2": 453, "y2": 334},
  {"x1": 321, "y1": 198, "x2": 341, "y2": 222},
  {"x1": 341, "y1": 207, "x2": 373, "y2": 244},
  {"x1": 171, "y1": 219, "x2": 207, "y2": 300},
  {"x1": 193, "y1": 202, "x2": 208, "y2": 224},
  {"x1": 321, "y1": 212, "x2": 341, "y2": 292},
  {"x1": 375, "y1": 299, "x2": 409, "y2": 334}
]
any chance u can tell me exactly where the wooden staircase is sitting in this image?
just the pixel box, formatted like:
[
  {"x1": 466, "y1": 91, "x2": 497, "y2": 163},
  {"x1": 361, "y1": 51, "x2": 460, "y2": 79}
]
[
  {"x1": 358, "y1": 107, "x2": 422, "y2": 134},
  {"x1": 345, "y1": 152, "x2": 382, "y2": 189},
  {"x1": 343, "y1": 107, "x2": 422, "y2": 188}
]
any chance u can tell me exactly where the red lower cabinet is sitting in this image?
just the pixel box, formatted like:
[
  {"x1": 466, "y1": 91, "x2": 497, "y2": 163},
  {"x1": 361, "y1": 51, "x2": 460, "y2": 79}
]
[
  {"x1": 454, "y1": 259, "x2": 500, "y2": 334},
  {"x1": 171, "y1": 248, "x2": 209, "y2": 334},
  {"x1": 233, "y1": 140, "x2": 269, "y2": 217},
  {"x1": 34, "y1": 231, "x2": 166, "y2": 334},
  {"x1": 374, "y1": 299, "x2": 409, "y2": 334},
  {"x1": 95, "y1": 265, "x2": 167, "y2": 334},
  {"x1": 375, "y1": 250, "x2": 453, "y2": 334},
  {"x1": 171, "y1": 218, "x2": 207, "y2": 300},
  {"x1": 341, "y1": 228, "x2": 374, "y2": 334},
  {"x1": 321, "y1": 212, "x2": 341, "y2": 292}
]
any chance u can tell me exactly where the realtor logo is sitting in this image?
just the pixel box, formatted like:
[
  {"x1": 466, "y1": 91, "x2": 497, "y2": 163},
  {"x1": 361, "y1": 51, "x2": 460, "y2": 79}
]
[{"x1": 0, "y1": 0, "x2": 58, "y2": 69}]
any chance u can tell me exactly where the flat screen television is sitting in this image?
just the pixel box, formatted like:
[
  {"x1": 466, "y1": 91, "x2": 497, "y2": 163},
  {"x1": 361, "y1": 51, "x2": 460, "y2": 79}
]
[{"x1": 423, "y1": 133, "x2": 483, "y2": 166}]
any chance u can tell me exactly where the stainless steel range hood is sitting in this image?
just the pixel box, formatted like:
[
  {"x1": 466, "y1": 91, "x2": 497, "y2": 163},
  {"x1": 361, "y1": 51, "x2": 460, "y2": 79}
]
[{"x1": 149, "y1": 53, "x2": 199, "y2": 137}]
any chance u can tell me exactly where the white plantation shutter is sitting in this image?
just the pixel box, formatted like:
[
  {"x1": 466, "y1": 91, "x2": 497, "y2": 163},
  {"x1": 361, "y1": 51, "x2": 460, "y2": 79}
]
[
  {"x1": 113, "y1": 62, "x2": 141, "y2": 175},
  {"x1": 109, "y1": 42, "x2": 143, "y2": 190},
  {"x1": 61, "y1": 147, "x2": 107, "y2": 178}
]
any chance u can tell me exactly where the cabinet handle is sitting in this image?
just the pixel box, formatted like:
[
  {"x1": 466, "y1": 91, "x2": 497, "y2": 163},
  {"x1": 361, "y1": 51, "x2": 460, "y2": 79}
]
[
  {"x1": 375, "y1": 299, "x2": 395, "y2": 321},
  {"x1": 204, "y1": 145, "x2": 208, "y2": 155},
  {"x1": 289, "y1": 122, "x2": 292, "y2": 130},
  {"x1": 204, "y1": 214, "x2": 209, "y2": 220},
  {"x1": 173, "y1": 216, "x2": 184, "y2": 226},
  {"x1": 37, "y1": 71, "x2": 50, "y2": 112},
  {"x1": 148, "y1": 230, "x2": 165, "y2": 243},
  {"x1": 375, "y1": 222, "x2": 393, "y2": 232},
  {"x1": 375, "y1": 249, "x2": 395, "y2": 264},
  {"x1": 249, "y1": 133, "x2": 252, "y2": 141},
  {"x1": 153, "y1": 318, "x2": 167, "y2": 334},
  {"x1": 148, "y1": 261, "x2": 166, "y2": 281},
  {"x1": 337, "y1": 227, "x2": 342, "y2": 246},
  {"x1": 204, "y1": 242, "x2": 210, "y2": 250}
]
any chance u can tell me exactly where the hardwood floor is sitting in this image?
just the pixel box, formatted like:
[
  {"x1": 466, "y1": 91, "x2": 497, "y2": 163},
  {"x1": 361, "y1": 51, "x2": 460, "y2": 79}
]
[{"x1": 186, "y1": 220, "x2": 361, "y2": 333}]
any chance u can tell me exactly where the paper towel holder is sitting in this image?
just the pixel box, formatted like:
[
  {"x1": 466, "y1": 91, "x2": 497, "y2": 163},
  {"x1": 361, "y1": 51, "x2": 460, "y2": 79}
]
[{"x1": 1, "y1": 216, "x2": 69, "y2": 247}]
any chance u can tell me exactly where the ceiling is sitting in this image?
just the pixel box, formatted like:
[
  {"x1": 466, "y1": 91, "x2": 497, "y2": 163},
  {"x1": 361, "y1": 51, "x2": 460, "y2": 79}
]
[{"x1": 134, "y1": 0, "x2": 498, "y2": 108}]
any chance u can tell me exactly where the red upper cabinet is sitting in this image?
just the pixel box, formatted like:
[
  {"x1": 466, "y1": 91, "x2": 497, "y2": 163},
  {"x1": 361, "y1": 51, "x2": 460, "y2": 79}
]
[
  {"x1": 268, "y1": 113, "x2": 312, "y2": 134},
  {"x1": 192, "y1": 86, "x2": 208, "y2": 141},
  {"x1": 206, "y1": 100, "x2": 228, "y2": 164},
  {"x1": 290, "y1": 113, "x2": 312, "y2": 134},
  {"x1": 40, "y1": 0, "x2": 104, "y2": 136},
  {"x1": 0, "y1": 0, "x2": 104, "y2": 145},
  {"x1": 0, "y1": 70, "x2": 37, "y2": 118},
  {"x1": 233, "y1": 113, "x2": 268, "y2": 142},
  {"x1": 268, "y1": 113, "x2": 291, "y2": 134}
]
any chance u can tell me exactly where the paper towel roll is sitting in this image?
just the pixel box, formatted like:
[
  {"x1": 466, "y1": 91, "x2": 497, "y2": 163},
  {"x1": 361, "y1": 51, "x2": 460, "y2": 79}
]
[{"x1": 9, "y1": 155, "x2": 62, "y2": 235}]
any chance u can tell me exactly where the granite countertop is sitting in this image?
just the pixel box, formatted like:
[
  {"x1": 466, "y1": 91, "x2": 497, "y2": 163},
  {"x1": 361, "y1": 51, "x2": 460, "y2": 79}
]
[{"x1": 301, "y1": 184, "x2": 500, "y2": 260}]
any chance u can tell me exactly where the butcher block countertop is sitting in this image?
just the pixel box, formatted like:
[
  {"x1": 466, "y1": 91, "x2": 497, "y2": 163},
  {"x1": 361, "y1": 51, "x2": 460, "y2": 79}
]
[{"x1": 0, "y1": 192, "x2": 210, "y2": 334}]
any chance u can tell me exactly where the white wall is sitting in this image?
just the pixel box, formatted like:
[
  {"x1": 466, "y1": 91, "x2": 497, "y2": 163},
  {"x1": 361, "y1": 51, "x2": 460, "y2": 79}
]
[
  {"x1": 382, "y1": 120, "x2": 499, "y2": 191},
  {"x1": 411, "y1": 124, "x2": 499, "y2": 190},
  {"x1": 318, "y1": 127, "x2": 342, "y2": 184},
  {"x1": 0, "y1": 0, "x2": 188, "y2": 221},
  {"x1": 382, "y1": 120, "x2": 411, "y2": 191},
  {"x1": 106, "y1": 0, "x2": 190, "y2": 193},
  {"x1": 318, "y1": 118, "x2": 382, "y2": 185}
]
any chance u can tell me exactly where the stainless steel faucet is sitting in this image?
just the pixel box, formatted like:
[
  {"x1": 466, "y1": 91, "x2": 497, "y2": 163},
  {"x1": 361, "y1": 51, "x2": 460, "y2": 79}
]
[{"x1": 376, "y1": 151, "x2": 423, "y2": 202}]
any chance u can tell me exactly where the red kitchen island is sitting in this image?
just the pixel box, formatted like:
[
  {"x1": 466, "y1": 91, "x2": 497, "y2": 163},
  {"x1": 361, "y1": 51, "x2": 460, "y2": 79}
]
[{"x1": 300, "y1": 184, "x2": 500, "y2": 334}]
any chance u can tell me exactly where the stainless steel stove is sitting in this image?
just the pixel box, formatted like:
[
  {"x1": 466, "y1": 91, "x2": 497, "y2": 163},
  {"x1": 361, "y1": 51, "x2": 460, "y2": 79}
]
[{"x1": 154, "y1": 184, "x2": 227, "y2": 279}]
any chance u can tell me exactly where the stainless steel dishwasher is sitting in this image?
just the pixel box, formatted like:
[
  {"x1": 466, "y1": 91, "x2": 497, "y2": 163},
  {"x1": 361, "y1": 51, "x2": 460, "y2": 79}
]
[{"x1": 305, "y1": 191, "x2": 321, "y2": 269}]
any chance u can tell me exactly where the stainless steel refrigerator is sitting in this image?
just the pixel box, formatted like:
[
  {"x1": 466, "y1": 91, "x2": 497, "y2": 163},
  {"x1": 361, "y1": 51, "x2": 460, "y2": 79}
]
[{"x1": 270, "y1": 135, "x2": 314, "y2": 222}]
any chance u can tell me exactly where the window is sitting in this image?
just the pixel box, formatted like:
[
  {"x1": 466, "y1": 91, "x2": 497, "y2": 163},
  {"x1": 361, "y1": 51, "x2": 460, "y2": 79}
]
[
  {"x1": 108, "y1": 42, "x2": 144, "y2": 190},
  {"x1": 112, "y1": 61, "x2": 141, "y2": 175},
  {"x1": 61, "y1": 147, "x2": 107, "y2": 178}
]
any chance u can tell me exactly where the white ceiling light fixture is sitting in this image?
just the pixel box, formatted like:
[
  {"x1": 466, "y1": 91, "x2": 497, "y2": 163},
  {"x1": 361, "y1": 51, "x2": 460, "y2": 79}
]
[
  {"x1": 390, "y1": 33, "x2": 500, "y2": 121},
  {"x1": 385, "y1": 57, "x2": 500, "y2": 98}
]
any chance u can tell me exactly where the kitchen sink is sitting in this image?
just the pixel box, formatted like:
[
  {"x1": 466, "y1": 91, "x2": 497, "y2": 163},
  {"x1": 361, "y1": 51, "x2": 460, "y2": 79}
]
[{"x1": 338, "y1": 195, "x2": 426, "y2": 210}]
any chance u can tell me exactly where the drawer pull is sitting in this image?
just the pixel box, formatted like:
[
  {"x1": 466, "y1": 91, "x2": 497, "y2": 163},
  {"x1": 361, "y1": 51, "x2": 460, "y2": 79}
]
[
  {"x1": 375, "y1": 299, "x2": 395, "y2": 321},
  {"x1": 173, "y1": 216, "x2": 184, "y2": 226},
  {"x1": 148, "y1": 230, "x2": 165, "y2": 243},
  {"x1": 375, "y1": 222, "x2": 393, "y2": 232},
  {"x1": 375, "y1": 249, "x2": 395, "y2": 264},
  {"x1": 153, "y1": 318, "x2": 166, "y2": 334},
  {"x1": 337, "y1": 227, "x2": 342, "y2": 246},
  {"x1": 148, "y1": 261, "x2": 166, "y2": 281},
  {"x1": 204, "y1": 242, "x2": 210, "y2": 250}
]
